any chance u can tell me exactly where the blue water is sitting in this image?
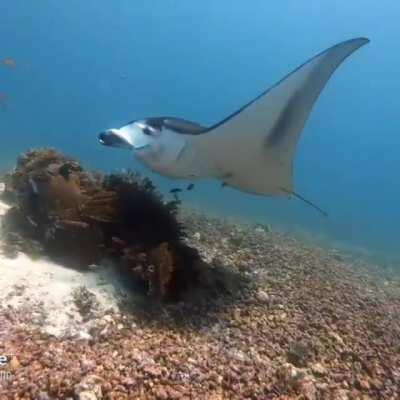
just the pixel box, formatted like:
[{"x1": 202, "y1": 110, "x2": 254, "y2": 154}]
[{"x1": 1, "y1": 1, "x2": 399, "y2": 259}]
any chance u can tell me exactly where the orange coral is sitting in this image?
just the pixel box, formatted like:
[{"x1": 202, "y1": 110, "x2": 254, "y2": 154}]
[{"x1": 147, "y1": 242, "x2": 175, "y2": 299}]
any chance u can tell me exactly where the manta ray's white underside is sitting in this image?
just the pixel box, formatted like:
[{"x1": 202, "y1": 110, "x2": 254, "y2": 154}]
[{"x1": 182, "y1": 38, "x2": 369, "y2": 196}]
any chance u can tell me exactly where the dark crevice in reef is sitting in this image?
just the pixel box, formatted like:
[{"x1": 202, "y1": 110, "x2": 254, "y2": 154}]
[{"x1": 0, "y1": 148, "x2": 211, "y2": 301}]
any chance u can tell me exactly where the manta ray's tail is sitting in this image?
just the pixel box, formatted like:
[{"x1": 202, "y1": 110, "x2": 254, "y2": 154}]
[{"x1": 281, "y1": 188, "x2": 328, "y2": 217}]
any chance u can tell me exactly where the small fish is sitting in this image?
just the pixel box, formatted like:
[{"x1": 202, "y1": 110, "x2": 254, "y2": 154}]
[
  {"x1": 2, "y1": 58, "x2": 16, "y2": 69},
  {"x1": 186, "y1": 183, "x2": 194, "y2": 191},
  {"x1": 221, "y1": 182, "x2": 227, "y2": 187},
  {"x1": 170, "y1": 188, "x2": 182, "y2": 194}
]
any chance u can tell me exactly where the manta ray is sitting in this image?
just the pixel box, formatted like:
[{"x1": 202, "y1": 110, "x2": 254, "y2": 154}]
[{"x1": 98, "y1": 38, "x2": 369, "y2": 216}]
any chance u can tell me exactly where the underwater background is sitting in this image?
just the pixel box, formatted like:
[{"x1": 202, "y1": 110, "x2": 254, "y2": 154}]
[{"x1": 0, "y1": 0, "x2": 399, "y2": 262}]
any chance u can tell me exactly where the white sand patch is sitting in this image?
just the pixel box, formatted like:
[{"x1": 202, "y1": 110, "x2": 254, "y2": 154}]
[{"x1": 0, "y1": 199, "x2": 133, "y2": 339}]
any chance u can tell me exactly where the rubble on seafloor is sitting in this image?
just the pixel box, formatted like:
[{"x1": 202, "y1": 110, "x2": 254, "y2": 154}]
[
  {"x1": 0, "y1": 149, "x2": 400, "y2": 399},
  {"x1": 0, "y1": 148, "x2": 209, "y2": 301}
]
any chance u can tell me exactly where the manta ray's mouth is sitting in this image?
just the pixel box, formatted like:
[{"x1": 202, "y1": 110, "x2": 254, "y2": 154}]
[
  {"x1": 98, "y1": 129, "x2": 153, "y2": 151},
  {"x1": 98, "y1": 131, "x2": 134, "y2": 150}
]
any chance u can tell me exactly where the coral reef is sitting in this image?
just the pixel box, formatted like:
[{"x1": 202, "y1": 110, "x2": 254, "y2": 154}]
[{"x1": 0, "y1": 148, "x2": 199, "y2": 300}]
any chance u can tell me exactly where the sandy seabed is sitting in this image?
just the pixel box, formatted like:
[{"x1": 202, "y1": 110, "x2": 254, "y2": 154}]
[{"x1": 0, "y1": 200, "x2": 399, "y2": 399}]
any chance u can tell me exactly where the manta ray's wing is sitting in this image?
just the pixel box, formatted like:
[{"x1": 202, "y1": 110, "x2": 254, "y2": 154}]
[{"x1": 190, "y1": 38, "x2": 369, "y2": 196}]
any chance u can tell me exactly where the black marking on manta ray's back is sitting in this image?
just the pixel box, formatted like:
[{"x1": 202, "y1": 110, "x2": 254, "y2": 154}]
[
  {"x1": 125, "y1": 117, "x2": 163, "y2": 130},
  {"x1": 163, "y1": 118, "x2": 206, "y2": 135},
  {"x1": 144, "y1": 117, "x2": 164, "y2": 130},
  {"x1": 125, "y1": 117, "x2": 206, "y2": 135},
  {"x1": 138, "y1": 117, "x2": 206, "y2": 135}
]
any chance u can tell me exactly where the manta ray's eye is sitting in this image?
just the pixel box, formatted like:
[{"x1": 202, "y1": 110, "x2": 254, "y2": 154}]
[{"x1": 143, "y1": 127, "x2": 152, "y2": 135}]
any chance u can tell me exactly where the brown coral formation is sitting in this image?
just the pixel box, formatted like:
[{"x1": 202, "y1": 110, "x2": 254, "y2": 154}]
[{"x1": 0, "y1": 148, "x2": 199, "y2": 299}]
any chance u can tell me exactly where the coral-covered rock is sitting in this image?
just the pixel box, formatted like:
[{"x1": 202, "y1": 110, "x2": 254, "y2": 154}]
[{"x1": 1, "y1": 148, "x2": 199, "y2": 299}]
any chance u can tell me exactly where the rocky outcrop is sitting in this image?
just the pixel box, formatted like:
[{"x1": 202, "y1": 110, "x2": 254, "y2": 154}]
[{"x1": 0, "y1": 148, "x2": 200, "y2": 300}]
